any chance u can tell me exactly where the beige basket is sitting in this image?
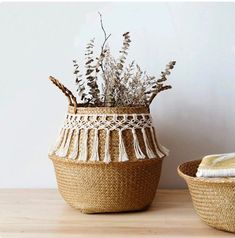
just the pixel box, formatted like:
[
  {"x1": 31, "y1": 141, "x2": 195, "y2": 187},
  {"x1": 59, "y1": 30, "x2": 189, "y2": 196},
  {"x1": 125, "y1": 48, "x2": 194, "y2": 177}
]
[
  {"x1": 178, "y1": 160, "x2": 235, "y2": 233},
  {"x1": 51, "y1": 157, "x2": 163, "y2": 213},
  {"x1": 49, "y1": 105, "x2": 167, "y2": 213}
]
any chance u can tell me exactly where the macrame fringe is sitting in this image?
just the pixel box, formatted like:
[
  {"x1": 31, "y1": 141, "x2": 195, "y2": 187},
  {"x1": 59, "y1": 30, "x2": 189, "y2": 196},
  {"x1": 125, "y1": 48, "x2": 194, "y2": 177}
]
[
  {"x1": 50, "y1": 113, "x2": 169, "y2": 162},
  {"x1": 56, "y1": 129, "x2": 73, "y2": 157},
  {"x1": 142, "y1": 128, "x2": 156, "y2": 159},
  {"x1": 104, "y1": 129, "x2": 111, "y2": 164},
  {"x1": 132, "y1": 128, "x2": 145, "y2": 159},
  {"x1": 48, "y1": 128, "x2": 65, "y2": 156},
  {"x1": 91, "y1": 129, "x2": 99, "y2": 161},
  {"x1": 158, "y1": 144, "x2": 170, "y2": 157},
  {"x1": 118, "y1": 130, "x2": 128, "y2": 162},
  {"x1": 150, "y1": 127, "x2": 169, "y2": 157},
  {"x1": 68, "y1": 130, "x2": 79, "y2": 160},
  {"x1": 77, "y1": 128, "x2": 88, "y2": 162},
  {"x1": 55, "y1": 129, "x2": 67, "y2": 157}
]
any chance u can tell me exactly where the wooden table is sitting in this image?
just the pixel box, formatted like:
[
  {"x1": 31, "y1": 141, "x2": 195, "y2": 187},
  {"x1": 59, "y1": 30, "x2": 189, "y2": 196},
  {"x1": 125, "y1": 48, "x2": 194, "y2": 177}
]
[{"x1": 0, "y1": 189, "x2": 234, "y2": 238}]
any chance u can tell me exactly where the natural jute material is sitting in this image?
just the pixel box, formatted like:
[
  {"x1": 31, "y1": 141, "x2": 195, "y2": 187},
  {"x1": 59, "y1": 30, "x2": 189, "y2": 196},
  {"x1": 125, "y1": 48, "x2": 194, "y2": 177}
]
[
  {"x1": 178, "y1": 160, "x2": 235, "y2": 233},
  {"x1": 49, "y1": 106, "x2": 167, "y2": 213},
  {"x1": 48, "y1": 77, "x2": 167, "y2": 213}
]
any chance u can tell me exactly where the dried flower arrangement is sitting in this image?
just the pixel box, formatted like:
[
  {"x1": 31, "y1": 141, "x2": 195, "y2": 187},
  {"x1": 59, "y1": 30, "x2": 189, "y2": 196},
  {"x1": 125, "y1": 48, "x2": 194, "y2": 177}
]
[{"x1": 50, "y1": 13, "x2": 176, "y2": 108}]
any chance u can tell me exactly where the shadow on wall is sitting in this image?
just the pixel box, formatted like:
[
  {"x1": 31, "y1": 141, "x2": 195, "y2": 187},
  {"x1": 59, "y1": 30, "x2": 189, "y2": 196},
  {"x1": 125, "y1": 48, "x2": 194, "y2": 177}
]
[{"x1": 158, "y1": 103, "x2": 233, "y2": 189}]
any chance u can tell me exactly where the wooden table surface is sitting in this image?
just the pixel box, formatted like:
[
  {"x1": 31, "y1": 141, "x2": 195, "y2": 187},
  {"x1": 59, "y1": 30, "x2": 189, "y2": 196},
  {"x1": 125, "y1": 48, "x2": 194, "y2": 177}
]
[{"x1": 0, "y1": 189, "x2": 234, "y2": 238}]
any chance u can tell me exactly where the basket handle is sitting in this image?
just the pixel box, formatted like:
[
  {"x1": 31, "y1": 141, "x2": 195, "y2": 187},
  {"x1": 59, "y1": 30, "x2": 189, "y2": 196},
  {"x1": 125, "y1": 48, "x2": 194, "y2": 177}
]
[{"x1": 49, "y1": 76, "x2": 77, "y2": 113}]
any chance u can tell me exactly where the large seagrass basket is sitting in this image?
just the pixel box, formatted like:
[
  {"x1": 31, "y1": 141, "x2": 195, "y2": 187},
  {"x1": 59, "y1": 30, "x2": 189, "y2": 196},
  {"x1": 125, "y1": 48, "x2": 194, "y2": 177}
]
[
  {"x1": 49, "y1": 104, "x2": 168, "y2": 213},
  {"x1": 48, "y1": 77, "x2": 168, "y2": 213},
  {"x1": 178, "y1": 160, "x2": 235, "y2": 233}
]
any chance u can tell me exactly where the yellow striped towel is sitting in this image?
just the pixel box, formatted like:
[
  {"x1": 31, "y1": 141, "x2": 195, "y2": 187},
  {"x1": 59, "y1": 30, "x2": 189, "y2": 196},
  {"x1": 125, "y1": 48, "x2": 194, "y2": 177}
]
[{"x1": 196, "y1": 153, "x2": 235, "y2": 177}]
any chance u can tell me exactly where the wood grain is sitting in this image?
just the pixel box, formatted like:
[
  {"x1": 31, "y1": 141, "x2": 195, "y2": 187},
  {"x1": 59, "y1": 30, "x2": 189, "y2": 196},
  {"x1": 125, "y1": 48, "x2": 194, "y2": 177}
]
[{"x1": 0, "y1": 189, "x2": 233, "y2": 238}]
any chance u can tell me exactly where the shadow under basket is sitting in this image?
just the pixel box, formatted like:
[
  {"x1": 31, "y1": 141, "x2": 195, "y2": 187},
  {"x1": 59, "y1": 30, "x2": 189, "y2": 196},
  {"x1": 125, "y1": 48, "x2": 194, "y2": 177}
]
[
  {"x1": 178, "y1": 160, "x2": 235, "y2": 233},
  {"x1": 51, "y1": 157, "x2": 163, "y2": 213}
]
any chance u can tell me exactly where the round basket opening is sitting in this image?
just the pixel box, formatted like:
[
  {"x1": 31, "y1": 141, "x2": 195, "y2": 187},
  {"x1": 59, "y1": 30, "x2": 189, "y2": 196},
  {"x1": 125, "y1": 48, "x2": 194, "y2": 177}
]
[{"x1": 178, "y1": 160, "x2": 201, "y2": 178}]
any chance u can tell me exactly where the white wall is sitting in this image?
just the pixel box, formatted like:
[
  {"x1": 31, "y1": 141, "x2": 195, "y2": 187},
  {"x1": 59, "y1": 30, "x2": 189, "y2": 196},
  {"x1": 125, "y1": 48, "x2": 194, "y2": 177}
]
[{"x1": 0, "y1": 2, "x2": 235, "y2": 188}]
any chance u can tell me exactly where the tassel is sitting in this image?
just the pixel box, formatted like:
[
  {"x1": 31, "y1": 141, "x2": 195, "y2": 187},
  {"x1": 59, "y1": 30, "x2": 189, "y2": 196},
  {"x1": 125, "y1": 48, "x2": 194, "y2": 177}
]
[
  {"x1": 150, "y1": 127, "x2": 169, "y2": 157},
  {"x1": 132, "y1": 128, "x2": 145, "y2": 159},
  {"x1": 118, "y1": 130, "x2": 128, "y2": 162},
  {"x1": 78, "y1": 128, "x2": 88, "y2": 162},
  {"x1": 56, "y1": 129, "x2": 73, "y2": 157},
  {"x1": 91, "y1": 129, "x2": 99, "y2": 161},
  {"x1": 104, "y1": 129, "x2": 111, "y2": 163},
  {"x1": 55, "y1": 129, "x2": 68, "y2": 156},
  {"x1": 68, "y1": 129, "x2": 79, "y2": 160},
  {"x1": 142, "y1": 128, "x2": 156, "y2": 159},
  {"x1": 158, "y1": 144, "x2": 170, "y2": 157},
  {"x1": 48, "y1": 128, "x2": 65, "y2": 155}
]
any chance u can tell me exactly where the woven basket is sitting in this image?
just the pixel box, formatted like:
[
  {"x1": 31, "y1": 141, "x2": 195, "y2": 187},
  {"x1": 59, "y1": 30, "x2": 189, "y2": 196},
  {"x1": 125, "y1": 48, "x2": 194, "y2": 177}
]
[
  {"x1": 178, "y1": 160, "x2": 235, "y2": 233},
  {"x1": 49, "y1": 106, "x2": 167, "y2": 213}
]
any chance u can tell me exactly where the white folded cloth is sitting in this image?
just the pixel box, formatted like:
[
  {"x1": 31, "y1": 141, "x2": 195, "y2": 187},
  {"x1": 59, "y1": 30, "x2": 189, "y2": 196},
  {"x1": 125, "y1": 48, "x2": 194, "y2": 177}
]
[{"x1": 196, "y1": 152, "x2": 235, "y2": 177}]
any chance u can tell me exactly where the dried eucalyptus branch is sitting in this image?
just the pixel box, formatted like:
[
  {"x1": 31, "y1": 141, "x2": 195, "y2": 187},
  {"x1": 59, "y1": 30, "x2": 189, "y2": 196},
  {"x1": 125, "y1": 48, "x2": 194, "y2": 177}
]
[
  {"x1": 72, "y1": 13, "x2": 176, "y2": 107},
  {"x1": 147, "y1": 61, "x2": 176, "y2": 105},
  {"x1": 116, "y1": 32, "x2": 131, "y2": 79},
  {"x1": 73, "y1": 60, "x2": 88, "y2": 102},
  {"x1": 84, "y1": 38, "x2": 101, "y2": 104},
  {"x1": 112, "y1": 32, "x2": 132, "y2": 106}
]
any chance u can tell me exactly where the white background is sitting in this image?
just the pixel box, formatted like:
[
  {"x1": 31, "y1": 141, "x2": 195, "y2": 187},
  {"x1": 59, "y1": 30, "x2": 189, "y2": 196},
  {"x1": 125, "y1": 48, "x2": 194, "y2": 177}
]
[{"x1": 0, "y1": 2, "x2": 235, "y2": 188}]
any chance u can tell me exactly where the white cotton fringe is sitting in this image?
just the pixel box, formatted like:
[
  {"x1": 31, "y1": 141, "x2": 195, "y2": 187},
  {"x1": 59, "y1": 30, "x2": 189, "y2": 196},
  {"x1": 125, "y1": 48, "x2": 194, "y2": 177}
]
[
  {"x1": 158, "y1": 144, "x2": 170, "y2": 157},
  {"x1": 48, "y1": 128, "x2": 65, "y2": 156},
  {"x1": 55, "y1": 129, "x2": 72, "y2": 157},
  {"x1": 142, "y1": 128, "x2": 156, "y2": 159},
  {"x1": 91, "y1": 129, "x2": 99, "y2": 161},
  {"x1": 104, "y1": 129, "x2": 111, "y2": 164},
  {"x1": 150, "y1": 127, "x2": 168, "y2": 158},
  {"x1": 49, "y1": 113, "x2": 169, "y2": 163},
  {"x1": 68, "y1": 130, "x2": 79, "y2": 160},
  {"x1": 77, "y1": 128, "x2": 88, "y2": 162},
  {"x1": 132, "y1": 128, "x2": 145, "y2": 159},
  {"x1": 118, "y1": 130, "x2": 128, "y2": 162}
]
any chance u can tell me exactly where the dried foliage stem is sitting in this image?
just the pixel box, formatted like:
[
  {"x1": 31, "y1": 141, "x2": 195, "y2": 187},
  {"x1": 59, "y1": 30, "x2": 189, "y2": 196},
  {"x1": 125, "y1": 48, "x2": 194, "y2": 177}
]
[
  {"x1": 99, "y1": 12, "x2": 111, "y2": 54},
  {"x1": 98, "y1": 12, "x2": 111, "y2": 106},
  {"x1": 71, "y1": 13, "x2": 176, "y2": 108},
  {"x1": 147, "y1": 61, "x2": 176, "y2": 105}
]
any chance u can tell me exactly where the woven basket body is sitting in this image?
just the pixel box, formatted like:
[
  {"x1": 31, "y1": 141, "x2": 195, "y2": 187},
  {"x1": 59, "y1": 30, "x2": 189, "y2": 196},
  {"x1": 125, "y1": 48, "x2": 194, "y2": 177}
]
[
  {"x1": 178, "y1": 160, "x2": 235, "y2": 233},
  {"x1": 49, "y1": 106, "x2": 166, "y2": 213}
]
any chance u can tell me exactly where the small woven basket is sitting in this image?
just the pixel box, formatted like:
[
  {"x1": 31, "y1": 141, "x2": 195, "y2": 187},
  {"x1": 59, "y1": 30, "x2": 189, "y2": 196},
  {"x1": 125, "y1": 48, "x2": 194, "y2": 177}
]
[
  {"x1": 49, "y1": 105, "x2": 167, "y2": 213},
  {"x1": 178, "y1": 160, "x2": 235, "y2": 233}
]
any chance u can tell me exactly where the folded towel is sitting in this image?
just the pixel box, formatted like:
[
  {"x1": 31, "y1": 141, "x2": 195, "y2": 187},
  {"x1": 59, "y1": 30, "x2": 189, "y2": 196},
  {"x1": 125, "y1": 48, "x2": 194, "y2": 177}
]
[{"x1": 196, "y1": 153, "x2": 235, "y2": 177}]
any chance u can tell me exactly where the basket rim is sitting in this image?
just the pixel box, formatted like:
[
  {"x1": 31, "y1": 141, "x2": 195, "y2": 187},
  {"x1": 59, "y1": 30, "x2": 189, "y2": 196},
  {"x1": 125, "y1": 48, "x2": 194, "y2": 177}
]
[
  {"x1": 177, "y1": 159, "x2": 235, "y2": 184},
  {"x1": 69, "y1": 105, "x2": 150, "y2": 109},
  {"x1": 67, "y1": 105, "x2": 150, "y2": 114}
]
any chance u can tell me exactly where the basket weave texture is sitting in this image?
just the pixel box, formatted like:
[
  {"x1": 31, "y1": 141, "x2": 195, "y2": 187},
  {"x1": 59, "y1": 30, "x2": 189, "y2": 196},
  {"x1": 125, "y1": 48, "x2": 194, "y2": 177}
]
[
  {"x1": 178, "y1": 160, "x2": 235, "y2": 233},
  {"x1": 49, "y1": 106, "x2": 165, "y2": 213}
]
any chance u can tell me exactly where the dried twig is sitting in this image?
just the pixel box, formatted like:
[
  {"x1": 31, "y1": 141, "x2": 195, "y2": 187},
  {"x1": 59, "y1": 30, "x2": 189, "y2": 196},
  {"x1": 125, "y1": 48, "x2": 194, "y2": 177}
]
[{"x1": 98, "y1": 12, "x2": 111, "y2": 105}]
